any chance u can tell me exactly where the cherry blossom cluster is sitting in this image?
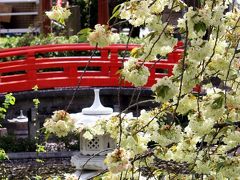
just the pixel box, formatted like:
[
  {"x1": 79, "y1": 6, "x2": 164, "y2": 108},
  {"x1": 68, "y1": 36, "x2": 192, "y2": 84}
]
[
  {"x1": 46, "y1": 5, "x2": 71, "y2": 25},
  {"x1": 88, "y1": 24, "x2": 120, "y2": 47},
  {"x1": 44, "y1": 110, "x2": 75, "y2": 137},
  {"x1": 84, "y1": 0, "x2": 240, "y2": 178},
  {"x1": 44, "y1": 0, "x2": 240, "y2": 178},
  {"x1": 121, "y1": 58, "x2": 150, "y2": 87}
]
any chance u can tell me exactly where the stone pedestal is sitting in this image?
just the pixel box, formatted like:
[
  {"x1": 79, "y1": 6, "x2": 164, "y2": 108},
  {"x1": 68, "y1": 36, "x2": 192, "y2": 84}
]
[
  {"x1": 72, "y1": 170, "x2": 102, "y2": 180},
  {"x1": 5, "y1": 121, "x2": 28, "y2": 138},
  {"x1": 71, "y1": 154, "x2": 107, "y2": 170},
  {"x1": 0, "y1": 128, "x2": 7, "y2": 137}
]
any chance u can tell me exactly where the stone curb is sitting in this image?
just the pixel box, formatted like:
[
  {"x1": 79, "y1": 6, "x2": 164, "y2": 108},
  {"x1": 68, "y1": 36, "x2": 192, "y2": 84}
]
[{"x1": 7, "y1": 151, "x2": 79, "y2": 159}]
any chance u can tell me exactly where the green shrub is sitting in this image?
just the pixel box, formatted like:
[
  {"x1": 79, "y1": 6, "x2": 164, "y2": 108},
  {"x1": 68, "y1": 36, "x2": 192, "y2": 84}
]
[{"x1": 0, "y1": 135, "x2": 36, "y2": 152}]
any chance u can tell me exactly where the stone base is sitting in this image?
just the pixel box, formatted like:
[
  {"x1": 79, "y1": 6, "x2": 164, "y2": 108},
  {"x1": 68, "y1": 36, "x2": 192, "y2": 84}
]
[
  {"x1": 71, "y1": 154, "x2": 107, "y2": 170},
  {"x1": 72, "y1": 170, "x2": 101, "y2": 180},
  {"x1": 0, "y1": 128, "x2": 7, "y2": 137},
  {"x1": 4, "y1": 121, "x2": 28, "y2": 138}
]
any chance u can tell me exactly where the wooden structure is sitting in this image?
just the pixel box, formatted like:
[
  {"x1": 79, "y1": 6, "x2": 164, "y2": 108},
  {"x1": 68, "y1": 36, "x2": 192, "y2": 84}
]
[
  {"x1": 0, "y1": 43, "x2": 183, "y2": 93},
  {"x1": 0, "y1": 0, "x2": 40, "y2": 34}
]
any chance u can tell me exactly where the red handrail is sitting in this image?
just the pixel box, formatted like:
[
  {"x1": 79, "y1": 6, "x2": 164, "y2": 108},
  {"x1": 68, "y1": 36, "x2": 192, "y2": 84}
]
[{"x1": 0, "y1": 43, "x2": 182, "y2": 93}]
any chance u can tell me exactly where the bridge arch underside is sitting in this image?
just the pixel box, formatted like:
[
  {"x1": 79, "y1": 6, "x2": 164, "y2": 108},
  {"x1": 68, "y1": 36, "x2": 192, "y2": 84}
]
[{"x1": 0, "y1": 87, "x2": 159, "y2": 126}]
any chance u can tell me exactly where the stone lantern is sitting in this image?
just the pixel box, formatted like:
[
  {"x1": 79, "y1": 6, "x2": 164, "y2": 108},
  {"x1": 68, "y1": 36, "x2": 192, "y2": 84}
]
[
  {"x1": 7, "y1": 110, "x2": 28, "y2": 138},
  {"x1": 70, "y1": 89, "x2": 116, "y2": 170}
]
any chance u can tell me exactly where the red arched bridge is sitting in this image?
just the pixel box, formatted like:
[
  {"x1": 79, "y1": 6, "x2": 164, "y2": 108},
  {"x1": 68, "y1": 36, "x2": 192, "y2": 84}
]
[{"x1": 0, "y1": 43, "x2": 183, "y2": 93}]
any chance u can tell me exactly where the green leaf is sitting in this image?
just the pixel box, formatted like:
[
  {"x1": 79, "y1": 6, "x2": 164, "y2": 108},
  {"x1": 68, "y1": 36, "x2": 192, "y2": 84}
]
[
  {"x1": 194, "y1": 22, "x2": 206, "y2": 32},
  {"x1": 0, "y1": 107, "x2": 6, "y2": 113},
  {"x1": 109, "y1": 4, "x2": 121, "y2": 22},
  {"x1": 78, "y1": 28, "x2": 92, "y2": 35},
  {"x1": 3, "y1": 93, "x2": 15, "y2": 107},
  {"x1": 131, "y1": 47, "x2": 142, "y2": 58},
  {"x1": 112, "y1": 4, "x2": 121, "y2": 15},
  {"x1": 36, "y1": 144, "x2": 46, "y2": 153},
  {"x1": 33, "y1": 98, "x2": 40, "y2": 108},
  {"x1": 78, "y1": 28, "x2": 92, "y2": 42},
  {"x1": 132, "y1": 134, "x2": 138, "y2": 143},
  {"x1": 211, "y1": 92, "x2": 224, "y2": 109},
  {"x1": 0, "y1": 149, "x2": 8, "y2": 160},
  {"x1": 0, "y1": 93, "x2": 15, "y2": 121},
  {"x1": 33, "y1": 174, "x2": 43, "y2": 180},
  {"x1": 36, "y1": 159, "x2": 44, "y2": 163},
  {"x1": 155, "y1": 85, "x2": 170, "y2": 99},
  {"x1": 216, "y1": 162, "x2": 224, "y2": 172},
  {"x1": 178, "y1": 0, "x2": 187, "y2": 9},
  {"x1": 145, "y1": 31, "x2": 157, "y2": 42}
]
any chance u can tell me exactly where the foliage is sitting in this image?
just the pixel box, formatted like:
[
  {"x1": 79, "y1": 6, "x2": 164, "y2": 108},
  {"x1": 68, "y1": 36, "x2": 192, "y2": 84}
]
[
  {"x1": 0, "y1": 33, "x2": 141, "y2": 50},
  {"x1": 33, "y1": 175, "x2": 43, "y2": 180},
  {"x1": 0, "y1": 32, "x2": 141, "y2": 62},
  {"x1": 36, "y1": 144, "x2": 46, "y2": 154},
  {"x1": 70, "y1": 0, "x2": 98, "y2": 28},
  {"x1": 0, "y1": 135, "x2": 37, "y2": 152},
  {"x1": 0, "y1": 134, "x2": 78, "y2": 153},
  {"x1": 0, "y1": 33, "x2": 82, "y2": 49},
  {"x1": 0, "y1": 93, "x2": 15, "y2": 122},
  {"x1": 118, "y1": 33, "x2": 144, "y2": 44},
  {"x1": 32, "y1": 85, "x2": 40, "y2": 109}
]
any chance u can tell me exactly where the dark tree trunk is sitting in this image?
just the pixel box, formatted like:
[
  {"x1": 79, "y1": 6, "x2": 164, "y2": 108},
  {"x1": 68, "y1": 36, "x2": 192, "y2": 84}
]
[
  {"x1": 41, "y1": 0, "x2": 52, "y2": 34},
  {"x1": 98, "y1": 0, "x2": 109, "y2": 24}
]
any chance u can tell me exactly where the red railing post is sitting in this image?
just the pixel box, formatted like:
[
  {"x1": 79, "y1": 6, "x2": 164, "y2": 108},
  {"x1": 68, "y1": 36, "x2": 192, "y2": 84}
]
[
  {"x1": 109, "y1": 49, "x2": 119, "y2": 75},
  {"x1": 101, "y1": 49, "x2": 109, "y2": 75},
  {"x1": 109, "y1": 48, "x2": 120, "y2": 86},
  {"x1": 148, "y1": 66, "x2": 156, "y2": 85},
  {"x1": 26, "y1": 51, "x2": 37, "y2": 89}
]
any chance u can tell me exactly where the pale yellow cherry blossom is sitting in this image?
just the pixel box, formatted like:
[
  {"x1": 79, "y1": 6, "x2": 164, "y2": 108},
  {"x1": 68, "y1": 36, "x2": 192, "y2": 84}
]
[
  {"x1": 46, "y1": 6, "x2": 71, "y2": 25},
  {"x1": 88, "y1": 24, "x2": 120, "y2": 47},
  {"x1": 104, "y1": 148, "x2": 131, "y2": 174},
  {"x1": 122, "y1": 57, "x2": 150, "y2": 87}
]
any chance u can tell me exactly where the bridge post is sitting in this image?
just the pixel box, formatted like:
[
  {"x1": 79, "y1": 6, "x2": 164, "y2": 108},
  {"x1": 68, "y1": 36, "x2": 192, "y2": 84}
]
[
  {"x1": 148, "y1": 67, "x2": 156, "y2": 86},
  {"x1": 100, "y1": 49, "x2": 109, "y2": 75},
  {"x1": 109, "y1": 49, "x2": 119, "y2": 86},
  {"x1": 26, "y1": 52, "x2": 37, "y2": 89}
]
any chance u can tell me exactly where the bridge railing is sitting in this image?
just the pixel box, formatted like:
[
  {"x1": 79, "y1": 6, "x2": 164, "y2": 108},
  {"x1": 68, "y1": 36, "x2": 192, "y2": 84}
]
[{"x1": 0, "y1": 43, "x2": 183, "y2": 93}]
